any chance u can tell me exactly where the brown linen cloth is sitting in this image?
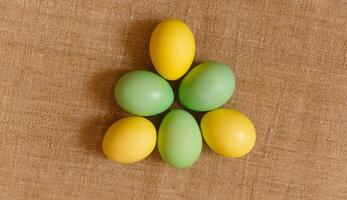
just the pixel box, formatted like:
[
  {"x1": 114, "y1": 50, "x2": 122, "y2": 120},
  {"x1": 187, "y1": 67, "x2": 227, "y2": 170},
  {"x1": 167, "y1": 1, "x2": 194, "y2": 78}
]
[{"x1": 0, "y1": 0, "x2": 346, "y2": 199}]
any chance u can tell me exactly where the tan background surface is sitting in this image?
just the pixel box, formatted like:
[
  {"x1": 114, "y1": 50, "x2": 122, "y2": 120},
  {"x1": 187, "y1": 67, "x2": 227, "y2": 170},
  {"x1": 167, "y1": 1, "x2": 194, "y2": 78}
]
[{"x1": 1, "y1": 0, "x2": 347, "y2": 199}]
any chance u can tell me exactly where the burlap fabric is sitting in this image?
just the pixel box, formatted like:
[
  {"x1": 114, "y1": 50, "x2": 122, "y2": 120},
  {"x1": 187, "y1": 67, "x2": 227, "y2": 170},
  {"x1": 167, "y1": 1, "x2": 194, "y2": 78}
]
[{"x1": 1, "y1": 0, "x2": 346, "y2": 199}]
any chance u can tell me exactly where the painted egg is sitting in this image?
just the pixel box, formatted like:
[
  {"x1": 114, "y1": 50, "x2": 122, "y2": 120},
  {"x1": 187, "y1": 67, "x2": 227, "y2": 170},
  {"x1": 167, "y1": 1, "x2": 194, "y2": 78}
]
[
  {"x1": 115, "y1": 70, "x2": 174, "y2": 116},
  {"x1": 201, "y1": 108, "x2": 256, "y2": 158},
  {"x1": 158, "y1": 109, "x2": 202, "y2": 168},
  {"x1": 150, "y1": 19, "x2": 195, "y2": 80},
  {"x1": 179, "y1": 62, "x2": 236, "y2": 111},
  {"x1": 102, "y1": 116, "x2": 157, "y2": 163}
]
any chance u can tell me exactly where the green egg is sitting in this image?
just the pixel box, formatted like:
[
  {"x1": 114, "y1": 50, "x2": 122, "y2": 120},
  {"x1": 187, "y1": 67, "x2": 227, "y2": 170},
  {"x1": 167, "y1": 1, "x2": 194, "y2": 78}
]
[
  {"x1": 158, "y1": 109, "x2": 202, "y2": 168},
  {"x1": 178, "y1": 62, "x2": 236, "y2": 112},
  {"x1": 115, "y1": 70, "x2": 174, "y2": 116}
]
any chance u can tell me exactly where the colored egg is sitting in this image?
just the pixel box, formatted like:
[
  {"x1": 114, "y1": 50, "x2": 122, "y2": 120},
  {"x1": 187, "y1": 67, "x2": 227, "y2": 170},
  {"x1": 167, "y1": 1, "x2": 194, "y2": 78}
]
[
  {"x1": 150, "y1": 19, "x2": 195, "y2": 80},
  {"x1": 115, "y1": 70, "x2": 174, "y2": 116},
  {"x1": 179, "y1": 62, "x2": 236, "y2": 112},
  {"x1": 158, "y1": 109, "x2": 202, "y2": 168},
  {"x1": 201, "y1": 108, "x2": 256, "y2": 158},
  {"x1": 102, "y1": 116, "x2": 157, "y2": 164}
]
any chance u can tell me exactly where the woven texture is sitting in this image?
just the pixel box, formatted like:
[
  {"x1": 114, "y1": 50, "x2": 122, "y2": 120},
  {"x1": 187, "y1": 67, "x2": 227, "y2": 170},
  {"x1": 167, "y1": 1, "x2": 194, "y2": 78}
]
[{"x1": 1, "y1": 0, "x2": 347, "y2": 199}]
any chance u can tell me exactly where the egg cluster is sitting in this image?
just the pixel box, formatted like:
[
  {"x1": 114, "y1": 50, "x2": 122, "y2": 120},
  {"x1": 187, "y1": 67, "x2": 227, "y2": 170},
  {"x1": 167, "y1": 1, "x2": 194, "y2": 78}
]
[{"x1": 102, "y1": 19, "x2": 256, "y2": 169}]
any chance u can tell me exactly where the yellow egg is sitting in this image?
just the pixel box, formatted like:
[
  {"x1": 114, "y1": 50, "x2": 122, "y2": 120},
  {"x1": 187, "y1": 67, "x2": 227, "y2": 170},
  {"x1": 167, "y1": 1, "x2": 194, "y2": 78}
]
[
  {"x1": 150, "y1": 19, "x2": 195, "y2": 80},
  {"x1": 201, "y1": 108, "x2": 256, "y2": 158},
  {"x1": 102, "y1": 116, "x2": 156, "y2": 163}
]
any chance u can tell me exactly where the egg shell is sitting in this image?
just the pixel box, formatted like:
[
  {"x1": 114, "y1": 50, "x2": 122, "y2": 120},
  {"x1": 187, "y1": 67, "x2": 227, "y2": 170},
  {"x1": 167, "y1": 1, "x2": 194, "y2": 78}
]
[
  {"x1": 150, "y1": 19, "x2": 195, "y2": 80},
  {"x1": 102, "y1": 116, "x2": 157, "y2": 164},
  {"x1": 179, "y1": 62, "x2": 236, "y2": 112},
  {"x1": 201, "y1": 108, "x2": 256, "y2": 158},
  {"x1": 115, "y1": 70, "x2": 174, "y2": 116},
  {"x1": 158, "y1": 109, "x2": 202, "y2": 168}
]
